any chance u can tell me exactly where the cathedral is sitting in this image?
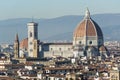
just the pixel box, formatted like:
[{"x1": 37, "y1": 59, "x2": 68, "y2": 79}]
[{"x1": 14, "y1": 9, "x2": 109, "y2": 59}]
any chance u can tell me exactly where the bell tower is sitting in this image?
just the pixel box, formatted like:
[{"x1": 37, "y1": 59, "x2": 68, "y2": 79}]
[
  {"x1": 14, "y1": 33, "x2": 19, "y2": 58},
  {"x1": 27, "y1": 22, "x2": 39, "y2": 58}
]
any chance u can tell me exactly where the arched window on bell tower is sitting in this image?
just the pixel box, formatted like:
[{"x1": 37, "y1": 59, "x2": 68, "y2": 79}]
[{"x1": 30, "y1": 32, "x2": 32, "y2": 37}]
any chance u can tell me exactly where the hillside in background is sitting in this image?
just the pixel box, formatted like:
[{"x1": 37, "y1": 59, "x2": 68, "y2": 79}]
[{"x1": 0, "y1": 13, "x2": 120, "y2": 44}]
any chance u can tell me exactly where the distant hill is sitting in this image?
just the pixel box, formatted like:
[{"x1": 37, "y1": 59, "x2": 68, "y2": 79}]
[{"x1": 0, "y1": 13, "x2": 120, "y2": 44}]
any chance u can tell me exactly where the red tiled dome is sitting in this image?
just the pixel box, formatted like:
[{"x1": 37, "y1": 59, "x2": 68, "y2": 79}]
[{"x1": 74, "y1": 9, "x2": 103, "y2": 38}]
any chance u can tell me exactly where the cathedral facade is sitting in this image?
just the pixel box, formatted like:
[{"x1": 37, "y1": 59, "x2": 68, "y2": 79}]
[{"x1": 16, "y1": 9, "x2": 109, "y2": 59}]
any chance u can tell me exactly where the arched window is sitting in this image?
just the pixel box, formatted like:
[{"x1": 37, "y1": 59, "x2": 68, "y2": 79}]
[
  {"x1": 68, "y1": 48, "x2": 70, "y2": 51},
  {"x1": 51, "y1": 48, "x2": 53, "y2": 51},
  {"x1": 59, "y1": 48, "x2": 61, "y2": 51},
  {"x1": 30, "y1": 32, "x2": 32, "y2": 37},
  {"x1": 30, "y1": 42, "x2": 32, "y2": 45},
  {"x1": 79, "y1": 41, "x2": 82, "y2": 44},
  {"x1": 34, "y1": 43, "x2": 36, "y2": 49}
]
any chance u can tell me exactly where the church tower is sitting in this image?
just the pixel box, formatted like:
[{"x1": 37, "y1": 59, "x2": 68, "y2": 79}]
[
  {"x1": 14, "y1": 33, "x2": 19, "y2": 58},
  {"x1": 27, "y1": 22, "x2": 39, "y2": 58}
]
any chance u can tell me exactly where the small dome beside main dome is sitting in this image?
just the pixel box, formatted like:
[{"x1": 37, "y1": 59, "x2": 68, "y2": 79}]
[{"x1": 20, "y1": 38, "x2": 28, "y2": 49}]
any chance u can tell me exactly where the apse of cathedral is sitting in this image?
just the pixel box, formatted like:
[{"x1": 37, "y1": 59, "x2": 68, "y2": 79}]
[{"x1": 14, "y1": 8, "x2": 109, "y2": 59}]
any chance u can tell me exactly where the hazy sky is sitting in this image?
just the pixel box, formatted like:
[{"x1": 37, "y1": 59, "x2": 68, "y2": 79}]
[{"x1": 0, "y1": 0, "x2": 120, "y2": 20}]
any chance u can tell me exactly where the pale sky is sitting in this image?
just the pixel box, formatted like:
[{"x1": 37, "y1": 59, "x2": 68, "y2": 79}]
[{"x1": 0, "y1": 0, "x2": 120, "y2": 20}]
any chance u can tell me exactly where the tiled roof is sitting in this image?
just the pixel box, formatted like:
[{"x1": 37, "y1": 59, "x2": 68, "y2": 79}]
[
  {"x1": 74, "y1": 10, "x2": 103, "y2": 38},
  {"x1": 20, "y1": 38, "x2": 28, "y2": 49}
]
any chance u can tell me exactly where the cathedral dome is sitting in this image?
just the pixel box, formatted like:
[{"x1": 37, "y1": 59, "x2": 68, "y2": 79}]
[
  {"x1": 74, "y1": 9, "x2": 103, "y2": 38},
  {"x1": 20, "y1": 38, "x2": 28, "y2": 49}
]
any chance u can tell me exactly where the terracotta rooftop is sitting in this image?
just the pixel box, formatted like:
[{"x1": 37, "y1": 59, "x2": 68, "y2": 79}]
[{"x1": 20, "y1": 38, "x2": 28, "y2": 49}]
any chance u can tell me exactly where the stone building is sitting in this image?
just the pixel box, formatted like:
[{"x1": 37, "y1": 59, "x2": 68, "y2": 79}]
[
  {"x1": 110, "y1": 70, "x2": 120, "y2": 80},
  {"x1": 19, "y1": 8, "x2": 109, "y2": 59},
  {"x1": 27, "y1": 22, "x2": 39, "y2": 58},
  {"x1": 40, "y1": 42, "x2": 73, "y2": 58}
]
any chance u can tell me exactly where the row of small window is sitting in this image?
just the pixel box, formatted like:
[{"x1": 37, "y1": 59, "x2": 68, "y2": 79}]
[
  {"x1": 79, "y1": 41, "x2": 92, "y2": 44},
  {"x1": 29, "y1": 32, "x2": 37, "y2": 38},
  {"x1": 50, "y1": 48, "x2": 71, "y2": 51},
  {"x1": 79, "y1": 41, "x2": 102, "y2": 45},
  {"x1": 29, "y1": 42, "x2": 37, "y2": 49}
]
